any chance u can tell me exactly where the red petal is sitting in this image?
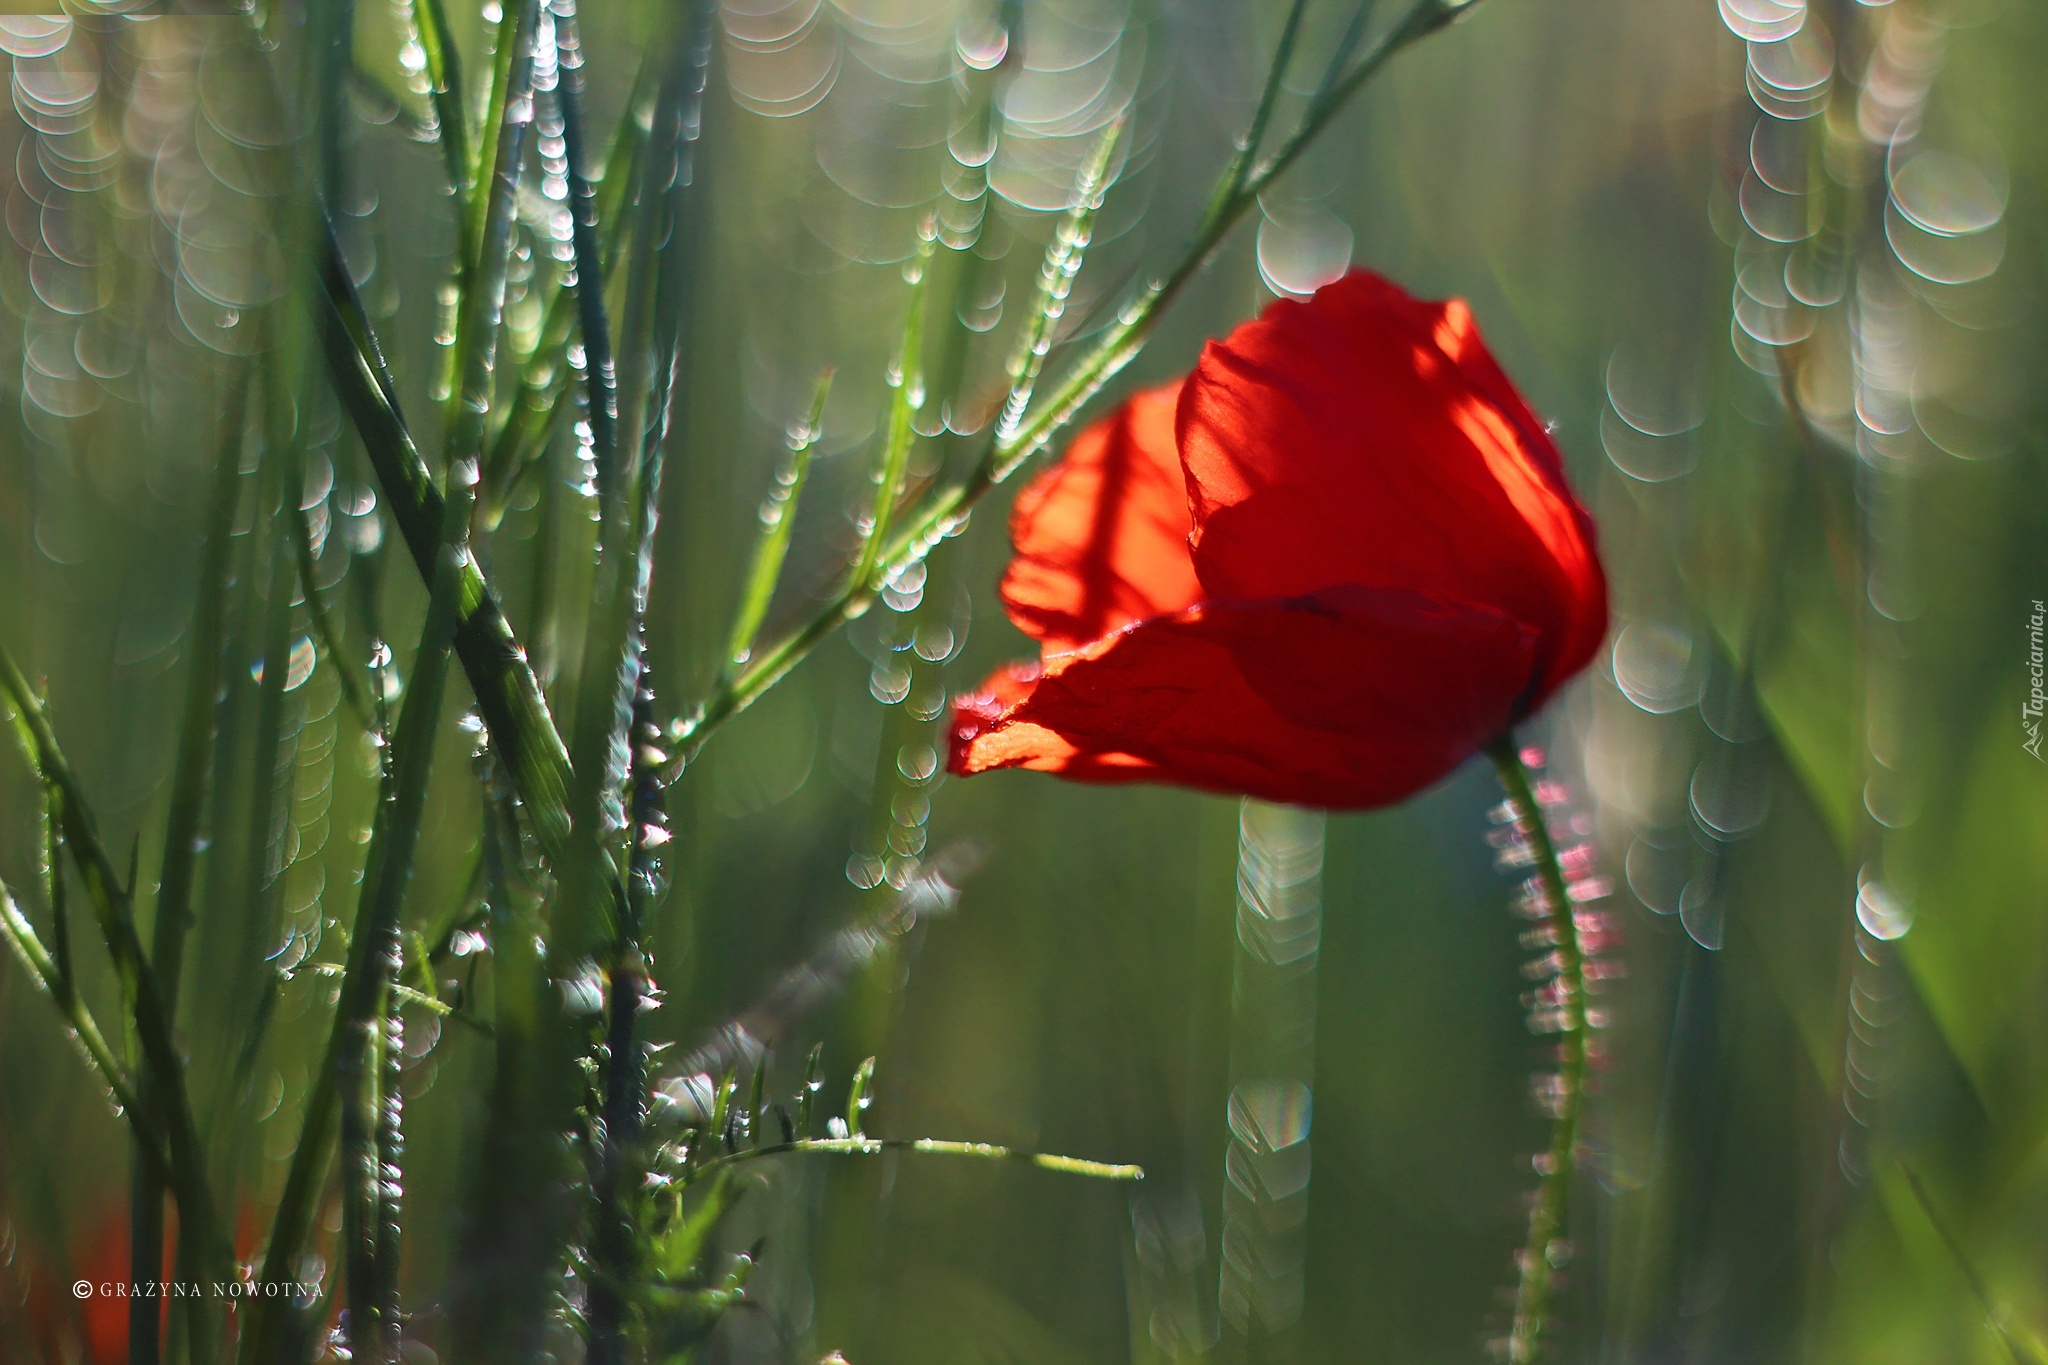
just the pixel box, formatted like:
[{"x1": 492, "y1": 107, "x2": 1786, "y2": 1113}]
[
  {"x1": 1000, "y1": 382, "x2": 1203, "y2": 656},
  {"x1": 950, "y1": 585, "x2": 1538, "y2": 809},
  {"x1": 1176, "y1": 271, "x2": 1606, "y2": 706}
]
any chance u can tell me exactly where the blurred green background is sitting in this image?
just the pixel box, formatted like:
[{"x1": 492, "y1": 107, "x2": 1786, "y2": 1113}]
[{"x1": 3, "y1": 0, "x2": 2046, "y2": 1361}]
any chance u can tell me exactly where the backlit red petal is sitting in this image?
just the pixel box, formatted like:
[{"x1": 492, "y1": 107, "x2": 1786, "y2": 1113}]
[
  {"x1": 1176, "y1": 271, "x2": 1606, "y2": 705},
  {"x1": 1000, "y1": 382, "x2": 1202, "y2": 656},
  {"x1": 950, "y1": 586, "x2": 1538, "y2": 809}
]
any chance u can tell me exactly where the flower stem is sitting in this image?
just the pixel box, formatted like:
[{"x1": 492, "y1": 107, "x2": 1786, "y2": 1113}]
[{"x1": 1485, "y1": 738, "x2": 1588, "y2": 1365}]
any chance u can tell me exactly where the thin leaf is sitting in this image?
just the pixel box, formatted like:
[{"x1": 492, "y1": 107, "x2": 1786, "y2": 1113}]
[
  {"x1": 986, "y1": 115, "x2": 1123, "y2": 482},
  {"x1": 652, "y1": 1168, "x2": 738, "y2": 1282},
  {"x1": 845, "y1": 1057, "x2": 876, "y2": 1138},
  {"x1": 409, "y1": 0, "x2": 471, "y2": 199},
  {"x1": 0, "y1": 878, "x2": 152, "y2": 1143},
  {"x1": 553, "y1": 0, "x2": 622, "y2": 498},
  {"x1": 444, "y1": 0, "x2": 541, "y2": 473},
  {"x1": 797, "y1": 1043, "x2": 824, "y2": 1137},
  {"x1": 725, "y1": 370, "x2": 832, "y2": 674},
  {"x1": 291, "y1": 496, "x2": 375, "y2": 730},
  {"x1": 131, "y1": 364, "x2": 249, "y2": 1365},
  {"x1": 0, "y1": 649, "x2": 232, "y2": 1296}
]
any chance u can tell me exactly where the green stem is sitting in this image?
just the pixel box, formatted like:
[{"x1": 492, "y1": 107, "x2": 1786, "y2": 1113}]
[
  {"x1": 552, "y1": 0, "x2": 621, "y2": 496},
  {"x1": 130, "y1": 365, "x2": 248, "y2": 1365},
  {"x1": 410, "y1": 0, "x2": 471, "y2": 201},
  {"x1": 340, "y1": 454, "x2": 475, "y2": 1365},
  {"x1": 0, "y1": 649, "x2": 233, "y2": 1307},
  {"x1": 1486, "y1": 738, "x2": 1588, "y2": 1365},
  {"x1": 691, "y1": 1135, "x2": 1144, "y2": 1182},
  {"x1": 291, "y1": 495, "x2": 375, "y2": 731},
  {"x1": 445, "y1": 0, "x2": 540, "y2": 475},
  {"x1": 0, "y1": 879, "x2": 159, "y2": 1157}
]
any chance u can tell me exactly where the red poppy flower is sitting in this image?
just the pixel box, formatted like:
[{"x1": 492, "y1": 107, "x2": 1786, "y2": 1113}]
[{"x1": 948, "y1": 270, "x2": 1607, "y2": 809}]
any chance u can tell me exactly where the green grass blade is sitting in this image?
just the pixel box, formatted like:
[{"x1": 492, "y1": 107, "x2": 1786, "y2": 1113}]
[
  {"x1": 409, "y1": 0, "x2": 471, "y2": 199},
  {"x1": 478, "y1": 58, "x2": 651, "y2": 524},
  {"x1": 844, "y1": 1056, "x2": 876, "y2": 1137},
  {"x1": 445, "y1": 0, "x2": 541, "y2": 474},
  {"x1": 130, "y1": 365, "x2": 249, "y2": 1365},
  {"x1": 1203, "y1": 0, "x2": 1311, "y2": 227},
  {"x1": 291, "y1": 495, "x2": 375, "y2": 730},
  {"x1": 339, "y1": 456, "x2": 478, "y2": 1365},
  {"x1": 0, "y1": 649, "x2": 233, "y2": 1304},
  {"x1": 0, "y1": 878, "x2": 150, "y2": 1138},
  {"x1": 725, "y1": 370, "x2": 831, "y2": 675},
  {"x1": 317, "y1": 221, "x2": 578, "y2": 864},
  {"x1": 852, "y1": 234, "x2": 937, "y2": 596},
  {"x1": 552, "y1": 0, "x2": 622, "y2": 497},
  {"x1": 986, "y1": 116, "x2": 1122, "y2": 477}
]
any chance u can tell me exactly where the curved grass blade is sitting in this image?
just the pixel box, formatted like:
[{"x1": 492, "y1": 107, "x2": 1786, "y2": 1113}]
[
  {"x1": 724, "y1": 370, "x2": 831, "y2": 676},
  {"x1": 0, "y1": 649, "x2": 233, "y2": 1310},
  {"x1": 0, "y1": 879, "x2": 155, "y2": 1151}
]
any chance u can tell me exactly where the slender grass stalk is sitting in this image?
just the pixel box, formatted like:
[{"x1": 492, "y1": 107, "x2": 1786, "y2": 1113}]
[
  {"x1": 0, "y1": 649, "x2": 233, "y2": 1311},
  {"x1": 446, "y1": 0, "x2": 541, "y2": 475},
  {"x1": 579, "y1": 16, "x2": 714, "y2": 1356},
  {"x1": 338, "y1": 455, "x2": 478, "y2": 1365},
  {"x1": 553, "y1": 0, "x2": 622, "y2": 496},
  {"x1": 291, "y1": 495, "x2": 375, "y2": 730},
  {"x1": 666, "y1": 0, "x2": 1479, "y2": 766},
  {"x1": 26, "y1": 741, "x2": 68, "y2": 1001},
  {"x1": 1486, "y1": 739, "x2": 1589, "y2": 1365},
  {"x1": 693, "y1": 1136, "x2": 1144, "y2": 1182},
  {"x1": 409, "y1": 0, "x2": 471, "y2": 199},
  {"x1": 1901, "y1": 1165, "x2": 2048, "y2": 1365},
  {"x1": 724, "y1": 370, "x2": 832, "y2": 675},
  {"x1": 851, "y1": 233, "x2": 937, "y2": 597},
  {"x1": 1203, "y1": 0, "x2": 1312, "y2": 228},
  {"x1": 0, "y1": 879, "x2": 159, "y2": 1158},
  {"x1": 128, "y1": 366, "x2": 249, "y2": 1365},
  {"x1": 478, "y1": 60, "x2": 651, "y2": 523}
]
